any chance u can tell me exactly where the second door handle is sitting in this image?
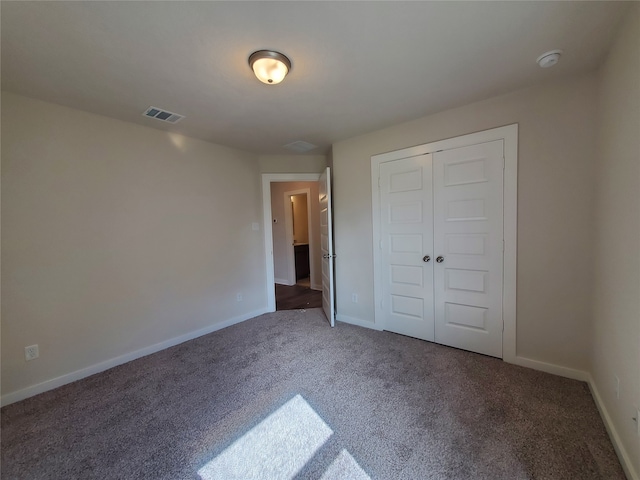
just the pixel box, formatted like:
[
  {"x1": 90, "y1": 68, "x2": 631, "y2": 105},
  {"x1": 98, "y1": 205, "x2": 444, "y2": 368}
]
[{"x1": 423, "y1": 255, "x2": 445, "y2": 263}]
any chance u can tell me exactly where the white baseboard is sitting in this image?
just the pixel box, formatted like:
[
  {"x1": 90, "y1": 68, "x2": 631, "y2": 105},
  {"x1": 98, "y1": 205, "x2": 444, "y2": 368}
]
[
  {"x1": 506, "y1": 357, "x2": 636, "y2": 478},
  {"x1": 0, "y1": 307, "x2": 269, "y2": 407},
  {"x1": 508, "y1": 355, "x2": 590, "y2": 382},
  {"x1": 275, "y1": 278, "x2": 292, "y2": 286},
  {"x1": 588, "y1": 376, "x2": 639, "y2": 480},
  {"x1": 311, "y1": 283, "x2": 322, "y2": 291},
  {"x1": 336, "y1": 321, "x2": 588, "y2": 383},
  {"x1": 336, "y1": 313, "x2": 382, "y2": 331}
]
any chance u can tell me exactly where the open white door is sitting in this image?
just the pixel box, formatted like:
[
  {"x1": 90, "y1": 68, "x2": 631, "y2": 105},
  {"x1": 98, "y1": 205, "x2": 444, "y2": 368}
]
[{"x1": 319, "y1": 167, "x2": 335, "y2": 326}]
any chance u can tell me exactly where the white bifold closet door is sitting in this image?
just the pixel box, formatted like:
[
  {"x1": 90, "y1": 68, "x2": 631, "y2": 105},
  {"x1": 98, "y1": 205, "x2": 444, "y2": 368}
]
[
  {"x1": 379, "y1": 140, "x2": 504, "y2": 358},
  {"x1": 379, "y1": 154, "x2": 435, "y2": 341}
]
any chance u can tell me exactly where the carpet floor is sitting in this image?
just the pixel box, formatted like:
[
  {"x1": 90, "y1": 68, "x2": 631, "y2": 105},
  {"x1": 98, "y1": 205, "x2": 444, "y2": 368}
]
[{"x1": 1, "y1": 309, "x2": 624, "y2": 479}]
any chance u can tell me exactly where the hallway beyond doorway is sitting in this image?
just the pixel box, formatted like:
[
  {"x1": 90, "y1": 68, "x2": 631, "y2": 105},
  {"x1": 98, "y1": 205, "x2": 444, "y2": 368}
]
[{"x1": 275, "y1": 279, "x2": 321, "y2": 310}]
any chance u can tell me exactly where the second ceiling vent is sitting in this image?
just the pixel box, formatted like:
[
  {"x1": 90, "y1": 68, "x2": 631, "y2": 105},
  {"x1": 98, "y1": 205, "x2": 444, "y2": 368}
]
[{"x1": 283, "y1": 140, "x2": 317, "y2": 153}]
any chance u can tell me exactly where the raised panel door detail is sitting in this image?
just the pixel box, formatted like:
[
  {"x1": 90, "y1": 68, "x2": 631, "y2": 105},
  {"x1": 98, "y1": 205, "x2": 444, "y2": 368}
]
[
  {"x1": 446, "y1": 234, "x2": 487, "y2": 256},
  {"x1": 445, "y1": 303, "x2": 487, "y2": 331},
  {"x1": 444, "y1": 158, "x2": 487, "y2": 186},
  {"x1": 445, "y1": 269, "x2": 487, "y2": 293},
  {"x1": 389, "y1": 169, "x2": 422, "y2": 193},
  {"x1": 391, "y1": 265, "x2": 423, "y2": 287},
  {"x1": 391, "y1": 295, "x2": 424, "y2": 320},
  {"x1": 446, "y1": 198, "x2": 487, "y2": 221},
  {"x1": 389, "y1": 202, "x2": 422, "y2": 224},
  {"x1": 389, "y1": 234, "x2": 423, "y2": 254},
  {"x1": 321, "y1": 235, "x2": 329, "y2": 252}
]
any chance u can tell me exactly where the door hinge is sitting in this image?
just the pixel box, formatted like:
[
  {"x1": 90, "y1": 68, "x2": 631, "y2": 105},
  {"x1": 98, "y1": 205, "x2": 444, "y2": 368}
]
[
  {"x1": 379, "y1": 240, "x2": 383, "y2": 250},
  {"x1": 502, "y1": 157, "x2": 506, "y2": 170},
  {"x1": 378, "y1": 177, "x2": 381, "y2": 188},
  {"x1": 502, "y1": 240, "x2": 505, "y2": 252}
]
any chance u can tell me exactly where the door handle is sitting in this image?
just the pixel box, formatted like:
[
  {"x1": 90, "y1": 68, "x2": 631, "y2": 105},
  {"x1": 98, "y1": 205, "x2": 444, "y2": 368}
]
[
  {"x1": 423, "y1": 255, "x2": 431, "y2": 262},
  {"x1": 436, "y1": 256, "x2": 445, "y2": 263},
  {"x1": 323, "y1": 254, "x2": 336, "y2": 259}
]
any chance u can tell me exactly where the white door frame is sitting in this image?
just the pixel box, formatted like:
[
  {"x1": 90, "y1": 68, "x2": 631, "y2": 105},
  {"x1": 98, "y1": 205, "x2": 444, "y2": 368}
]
[
  {"x1": 262, "y1": 173, "x2": 321, "y2": 312},
  {"x1": 371, "y1": 124, "x2": 518, "y2": 363},
  {"x1": 283, "y1": 188, "x2": 313, "y2": 285}
]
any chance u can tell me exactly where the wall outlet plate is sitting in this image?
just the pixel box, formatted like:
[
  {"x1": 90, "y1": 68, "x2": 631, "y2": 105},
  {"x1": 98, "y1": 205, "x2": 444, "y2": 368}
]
[{"x1": 25, "y1": 344, "x2": 39, "y2": 361}]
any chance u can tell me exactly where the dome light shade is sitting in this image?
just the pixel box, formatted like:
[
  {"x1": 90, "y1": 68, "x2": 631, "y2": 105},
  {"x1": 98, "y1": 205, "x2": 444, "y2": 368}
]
[{"x1": 249, "y1": 50, "x2": 291, "y2": 84}]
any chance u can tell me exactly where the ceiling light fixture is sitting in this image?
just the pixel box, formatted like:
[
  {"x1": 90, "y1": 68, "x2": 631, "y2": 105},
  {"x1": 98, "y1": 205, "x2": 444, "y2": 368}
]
[
  {"x1": 249, "y1": 50, "x2": 291, "y2": 85},
  {"x1": 536, "y1": 49, "x2": 563, "y2": 68}
]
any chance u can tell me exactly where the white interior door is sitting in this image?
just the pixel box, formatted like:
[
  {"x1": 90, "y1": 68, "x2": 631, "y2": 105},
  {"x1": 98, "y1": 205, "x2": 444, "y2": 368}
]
[
  {"x1": 319, "y1": 167, "x2": 335, "y2": 326},
  {"x1": 379, "y1": 154, "x2": 434, "y2": 341},
  {"x1": 433, "y1": 140, "x2": 504, "y2": 357}
]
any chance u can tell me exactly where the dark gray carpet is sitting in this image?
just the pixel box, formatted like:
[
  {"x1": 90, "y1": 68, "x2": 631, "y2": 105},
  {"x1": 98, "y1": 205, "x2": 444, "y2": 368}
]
[{"x1": 1, "y1": 309, "x2": 624, "y2": 479}]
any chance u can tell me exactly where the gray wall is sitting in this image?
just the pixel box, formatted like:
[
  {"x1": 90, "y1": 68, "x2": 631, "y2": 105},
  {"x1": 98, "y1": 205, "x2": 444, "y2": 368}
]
[
  {"x1": 1, "y1": 92, "x2": 267, "y2": 396},
  {"x1": 593, "y1": 5, "x2": 640, "y2": 476}
]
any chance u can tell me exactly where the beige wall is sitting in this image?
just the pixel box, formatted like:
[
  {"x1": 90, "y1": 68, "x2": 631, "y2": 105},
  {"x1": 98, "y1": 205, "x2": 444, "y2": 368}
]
[
  {"x1": 292, "y1": 194, "x2": 309, "y2": 244},
  {"x1": 332, "y1": 73, "x2": 599, "y2": 371},
  {"x1": 270, "y1": 182, "x2": 322, "y2": 290},
  {"x1": 593, "y1": 5, "x2": 640, "y2": 476},
  {"x1": 1, "y1": 92, "x2": 267, "y2": 397},
  {"x1": 259, "y1": 154, "x2": 326, "y2": 174}
]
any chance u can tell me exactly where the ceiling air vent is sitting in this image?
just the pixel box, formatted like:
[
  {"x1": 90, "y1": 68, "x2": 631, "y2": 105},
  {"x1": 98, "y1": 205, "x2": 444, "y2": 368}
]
[
  {"x1": 283, "y1": 140, "x2": 318, "y2": 153},
  {"x1": 142, "y1": 106, "x2": 185, "y2": 124}
]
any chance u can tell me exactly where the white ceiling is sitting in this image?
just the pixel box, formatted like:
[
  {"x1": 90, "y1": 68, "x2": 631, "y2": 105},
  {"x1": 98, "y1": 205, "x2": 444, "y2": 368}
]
[{"x1": 1, "y1": 1, "x2": 630, "y2": 155}]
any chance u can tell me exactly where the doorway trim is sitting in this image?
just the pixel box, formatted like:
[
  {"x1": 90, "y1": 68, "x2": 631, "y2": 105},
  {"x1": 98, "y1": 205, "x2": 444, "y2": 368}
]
[
  {"x1": 283, "y1": 188, "x2": 313, "y2": 286},
  {"x1": 371, "y1": 124, "x2": 518, "y2": 364},
  {"x1": 262, "y1": 173, "x2": 322, "y2": 312}
]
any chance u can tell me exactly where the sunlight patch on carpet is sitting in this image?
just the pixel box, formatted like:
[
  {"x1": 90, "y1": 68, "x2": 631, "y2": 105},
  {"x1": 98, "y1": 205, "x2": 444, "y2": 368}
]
[
  {"x1": 320, "y1": 449, "x2": 371, "y2": 480},
  {"x1": 198, "y1": 395, "x2": 333, "y2": 480}
]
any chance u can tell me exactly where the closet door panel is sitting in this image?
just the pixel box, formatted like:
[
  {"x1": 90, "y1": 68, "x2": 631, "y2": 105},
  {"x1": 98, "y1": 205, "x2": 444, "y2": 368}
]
[
  {"x1": 379, "y1": 154, "x2": 434, "y2": 341},
  {"x1": 433, "y1": 140, "x2": 504, "y2": 358}
]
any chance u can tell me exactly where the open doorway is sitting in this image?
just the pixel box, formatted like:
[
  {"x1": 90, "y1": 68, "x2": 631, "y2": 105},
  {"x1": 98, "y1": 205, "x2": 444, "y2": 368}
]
[{"x1": 268, "y1": 180, "x2": 322, "y2": 311}]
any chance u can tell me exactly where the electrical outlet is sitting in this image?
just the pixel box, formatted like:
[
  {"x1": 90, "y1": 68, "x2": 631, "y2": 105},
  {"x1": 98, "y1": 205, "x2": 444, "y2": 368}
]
[
  {"x1": 236, "y1": 293, "x2": 243, "y2": 302},
  {"x1": 614, "y1": 375, "x2": 620, "y2": 399},
  {"x1": 351, "y1": 293, "x2": 358, "y2": 303},
  {"x1": 25, "y1": 344, "x2": 39, "y2": 361}
]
